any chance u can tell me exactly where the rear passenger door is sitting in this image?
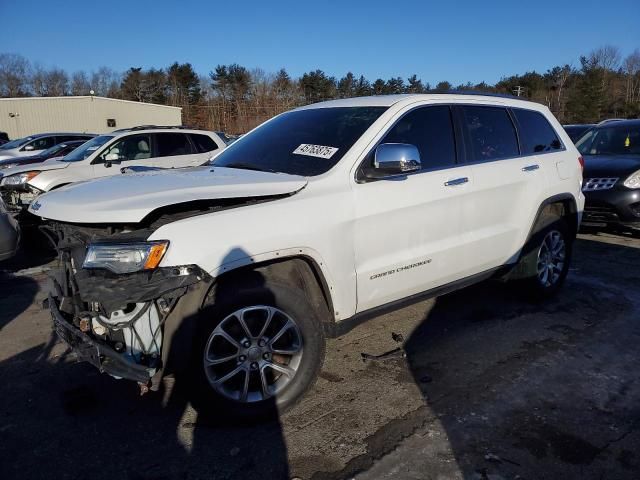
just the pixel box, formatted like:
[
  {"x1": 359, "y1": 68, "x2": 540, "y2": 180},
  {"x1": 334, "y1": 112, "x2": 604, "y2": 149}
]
[
  {"x1": 454, "y1": 105, "x2": 547, "y2": 270},
  {"x1": 152, "y1": 132, "x2": 202, "y2": 168}
]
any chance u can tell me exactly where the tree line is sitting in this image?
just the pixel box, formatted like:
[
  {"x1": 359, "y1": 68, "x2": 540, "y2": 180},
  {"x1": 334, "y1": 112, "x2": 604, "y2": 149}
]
[{"x1": 0, "y1": 45, "x2": 638, "y2": 134}]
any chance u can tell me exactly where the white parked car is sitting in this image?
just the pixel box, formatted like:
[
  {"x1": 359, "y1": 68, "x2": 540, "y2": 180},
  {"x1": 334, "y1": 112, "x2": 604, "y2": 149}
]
[
  {"x1": 31, "y1": 94, "x2": 584, "y2": 420},
  {"x1": 0, "y1": 127, "x2": 226, "y2": 214}
]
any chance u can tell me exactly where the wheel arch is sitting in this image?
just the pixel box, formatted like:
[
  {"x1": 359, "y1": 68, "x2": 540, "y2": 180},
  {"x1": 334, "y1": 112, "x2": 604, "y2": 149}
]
[
  {"x1": 526, "y1": 193, "x2": 579, "y2": 244},
  {"x1": 160, "y1": 254, "x2": 336, "y2": 378}
]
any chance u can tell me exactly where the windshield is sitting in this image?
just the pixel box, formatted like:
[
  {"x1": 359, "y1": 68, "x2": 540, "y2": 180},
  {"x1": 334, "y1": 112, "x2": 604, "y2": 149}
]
[
  {"x1": 39, "y1": 143, "x2": 69, "y2": 157},
  {"x1": 213, "y1": 107, "x2": 387, "y2": 176},
  {"x1": 62, "y1": 135, "x2": 114, "y2": 162},
  {"x1": 576, "y1": 124, "x2": 640, "y2": 156},
  {"x1": 0, "y1": 137, "x2": 32, "y2": 150}
]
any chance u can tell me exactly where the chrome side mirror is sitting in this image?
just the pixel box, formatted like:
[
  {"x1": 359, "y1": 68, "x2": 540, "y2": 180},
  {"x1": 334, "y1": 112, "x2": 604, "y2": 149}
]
[{"x1": 371, "y1": 143, "x2": 421, "y2": 177}]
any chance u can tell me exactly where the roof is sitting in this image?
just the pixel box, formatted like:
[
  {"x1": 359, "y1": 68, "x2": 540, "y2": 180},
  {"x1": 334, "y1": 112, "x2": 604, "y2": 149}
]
[
  {"x1": 22, "y1": 132, "x2": 96, "y2": 137},
  {"x1": 0, "y1": 95, "x2": 182, "y2": 111},
  {"x1": 297, "y1": 92, "x2": 537, "y2": 110},
  {"x1": 593, "y1": 118, "x2": 640, "y2": 128}
]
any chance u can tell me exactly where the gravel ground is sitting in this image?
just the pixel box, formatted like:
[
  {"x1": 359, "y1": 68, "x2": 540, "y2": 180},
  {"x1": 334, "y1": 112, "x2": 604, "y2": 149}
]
[{"x1": 0, "y1": 231, "x2": 639, "y2": 480}]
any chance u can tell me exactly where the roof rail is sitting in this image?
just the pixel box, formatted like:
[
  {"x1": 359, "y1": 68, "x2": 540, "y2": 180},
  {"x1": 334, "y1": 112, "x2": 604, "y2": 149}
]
[
  {"x1": 429, "y1": 90, "x2": 533, "y2": 101},
  {"x1": 112, "y1": 125, "x2": 192, "y2": 132}
]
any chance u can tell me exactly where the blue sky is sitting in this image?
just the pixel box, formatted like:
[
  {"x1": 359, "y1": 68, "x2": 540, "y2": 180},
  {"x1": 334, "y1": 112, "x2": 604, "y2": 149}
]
[{"x1": 1, "y1": 0, "x2": 638, "y2": 85}]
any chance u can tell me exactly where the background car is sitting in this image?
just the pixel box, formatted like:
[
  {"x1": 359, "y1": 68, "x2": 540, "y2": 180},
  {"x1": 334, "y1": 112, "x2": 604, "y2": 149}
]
[
  {"x1": 0, "y1": 133, "x2": 95, "y2": 161},
  {"x1": 0, "y1": 140, "x2": 88, "y2": 171},
  {"x1": 576, "y1": 118, "x2": 640, "y2": 232},
  {"x1": 0, "y1": 126, "x2": 226, "y2": 215},
  {"x1": 563, "y1": 124, "x2": 595, "y2": 142},
  {"x1": 0, "y1": 196, "x2": 19, "y2": 261}
]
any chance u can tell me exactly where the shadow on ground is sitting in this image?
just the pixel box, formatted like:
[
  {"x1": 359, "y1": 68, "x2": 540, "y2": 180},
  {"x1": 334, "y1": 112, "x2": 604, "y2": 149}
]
[
  {"x1": 0, "y1": 247, "x2": 290, "y2": 480},
  {"x1": 1, "y1": 236, "x2": 639, "y2": 479}
]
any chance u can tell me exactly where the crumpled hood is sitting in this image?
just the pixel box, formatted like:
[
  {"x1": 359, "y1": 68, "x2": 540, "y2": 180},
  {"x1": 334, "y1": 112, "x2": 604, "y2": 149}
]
[
  {"x1": 0, "y1": 154, "x2": 63, "y2": 172},
  {"x1": 0, "y1": 157, "x2": 69, "y2": 177},
  {"x1": 29, "y1": 166, "x2": 307, "y2": 223}
]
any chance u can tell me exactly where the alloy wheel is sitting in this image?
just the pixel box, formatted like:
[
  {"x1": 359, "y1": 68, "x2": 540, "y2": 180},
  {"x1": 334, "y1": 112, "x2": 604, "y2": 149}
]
[
  {"x1": 203, "y1": 305, "x2": 303, "y2": 403},
  {"x1": 536, "y1": 230, "x2": 566, "y2": 287}
]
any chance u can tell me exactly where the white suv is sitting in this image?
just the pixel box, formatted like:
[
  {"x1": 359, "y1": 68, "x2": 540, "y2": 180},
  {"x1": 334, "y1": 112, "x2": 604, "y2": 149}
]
[
  {"x1": 0, "y1": 127, "x2": 226, "y2": 213},
  {"x1": 31, "y1": 94, "x2": 584, "y2": 420}
]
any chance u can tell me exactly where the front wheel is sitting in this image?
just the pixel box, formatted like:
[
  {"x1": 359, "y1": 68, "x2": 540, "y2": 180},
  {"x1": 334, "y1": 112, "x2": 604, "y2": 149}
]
[{"x1": 188, "y1": 282, "x2": 326, "y2": 422}]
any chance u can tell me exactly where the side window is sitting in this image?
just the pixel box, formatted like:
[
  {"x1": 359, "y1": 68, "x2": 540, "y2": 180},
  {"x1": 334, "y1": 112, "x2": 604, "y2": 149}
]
[
  {"x1": 460, "y1": 106, "x2": 519, "y2": 162},
  {"x1": 377, "y1": 105, "x2": 457, "y2": 169},
  {"x1": 156, "y1": 133, "x2": 193, "y2": 157},
  {"x1": 99, "y1": 134, "x2": 151, "y2": 162},
  {"x1": 189, "y1": 133, "x2": 218, "y2": 153},
  {"x1": 23, "y1": 136, "x2": 55, "y2": 151},
  {"x1": 513, "y1": 109, "x2": 563, "y2": 154}
]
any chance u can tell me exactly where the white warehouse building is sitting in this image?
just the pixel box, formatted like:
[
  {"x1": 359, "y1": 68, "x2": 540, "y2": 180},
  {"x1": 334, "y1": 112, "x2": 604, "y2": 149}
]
[{"x1": 0, "y1": 96, "x2": 182, "y2": 139}]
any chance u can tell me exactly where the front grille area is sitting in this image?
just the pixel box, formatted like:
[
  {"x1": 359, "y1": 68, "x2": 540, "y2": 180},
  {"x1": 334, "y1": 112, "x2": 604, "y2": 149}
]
[
  {"x1": 583, "y1": 204, "x2": 619, "y2": 223},
  {"x1": 582, "y1": 177, "x2": 619, "y2": 191}
]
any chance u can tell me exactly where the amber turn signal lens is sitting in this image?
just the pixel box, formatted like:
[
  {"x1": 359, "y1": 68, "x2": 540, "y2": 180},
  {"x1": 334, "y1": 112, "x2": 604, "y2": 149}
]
[{"x1": 143, "y1": 242, "x2": 169, "y2": 270}]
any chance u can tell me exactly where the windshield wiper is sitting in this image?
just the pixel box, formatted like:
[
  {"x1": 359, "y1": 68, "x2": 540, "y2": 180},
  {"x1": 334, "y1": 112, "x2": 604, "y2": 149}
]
[{"x1": 221, "y1": 162, "x2": 277, "y2": 173}]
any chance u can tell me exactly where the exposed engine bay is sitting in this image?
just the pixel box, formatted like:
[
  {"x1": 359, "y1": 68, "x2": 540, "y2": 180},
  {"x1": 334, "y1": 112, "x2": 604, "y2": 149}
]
[{"x1": 42, "y1": 196, "x2": 282, "y2": 385}]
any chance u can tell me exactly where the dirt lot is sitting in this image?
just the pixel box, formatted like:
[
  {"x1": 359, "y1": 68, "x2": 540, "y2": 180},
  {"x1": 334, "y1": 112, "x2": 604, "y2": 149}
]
[{"x1": 1, "y1": 231, "x2": 639, "y2": 480}]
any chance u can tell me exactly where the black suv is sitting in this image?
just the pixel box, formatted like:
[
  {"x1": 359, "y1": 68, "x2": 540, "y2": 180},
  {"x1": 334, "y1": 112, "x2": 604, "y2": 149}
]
[{"x1": 577, "y1": 119, "x2": 640, "y2": 231}]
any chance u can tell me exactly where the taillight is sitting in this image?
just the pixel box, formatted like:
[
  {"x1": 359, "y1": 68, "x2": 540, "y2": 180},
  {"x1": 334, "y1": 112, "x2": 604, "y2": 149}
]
[{"x1": 578, "y1": 156, "x2": 584, "y2": 171}]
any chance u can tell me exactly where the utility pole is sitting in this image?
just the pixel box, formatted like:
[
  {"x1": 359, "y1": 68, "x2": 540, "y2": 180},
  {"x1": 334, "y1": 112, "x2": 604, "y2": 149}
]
[{"x1": 513, "y1": 85, "x2": 525, "y2": 97}]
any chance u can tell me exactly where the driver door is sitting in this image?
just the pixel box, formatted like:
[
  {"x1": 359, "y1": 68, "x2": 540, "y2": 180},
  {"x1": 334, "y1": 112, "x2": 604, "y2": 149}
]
[
  {"x1": 91, "y1": 134, "x2": 153, "y2": 178},
  {"x1": 352, "y1": 105, "x2": 476, "y2": 312}
]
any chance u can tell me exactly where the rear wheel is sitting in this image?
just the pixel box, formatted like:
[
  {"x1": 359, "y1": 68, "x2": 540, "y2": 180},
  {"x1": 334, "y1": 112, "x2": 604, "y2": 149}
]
[
  {"x1": 513, "y1": 213, "x2": 572, "y2": 298},
  {"x1": 189, "y1": 282, "x2": 326, "y2": 422}
]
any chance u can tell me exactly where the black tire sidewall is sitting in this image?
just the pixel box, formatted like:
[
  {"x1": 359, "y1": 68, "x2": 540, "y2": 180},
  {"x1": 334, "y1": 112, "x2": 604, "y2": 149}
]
[
  {"x1": 188, "y1": 282, "x2": 326, "y2": 421},
  {"x1": 520, "y1": 213, "x2": 572, "y2": 298}
]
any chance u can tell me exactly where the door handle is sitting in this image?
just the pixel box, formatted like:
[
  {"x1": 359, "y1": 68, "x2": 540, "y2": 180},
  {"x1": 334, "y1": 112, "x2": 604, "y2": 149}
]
[
  {"x1": 444, "y1": 177, "x2": 469, "y2": 186},
  {"x1": 522, "y1": 164, "x2": 539, "y2": 172}
]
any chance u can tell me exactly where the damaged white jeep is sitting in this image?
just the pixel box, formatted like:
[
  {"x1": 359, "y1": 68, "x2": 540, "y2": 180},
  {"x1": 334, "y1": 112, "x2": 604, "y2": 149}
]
[{"x1": 32, "y1": 94, "x2": 584, "y2": 419}]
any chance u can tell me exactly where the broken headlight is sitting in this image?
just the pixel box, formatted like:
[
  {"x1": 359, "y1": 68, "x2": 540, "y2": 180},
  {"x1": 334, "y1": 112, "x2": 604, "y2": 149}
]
[{"x1": 83, "y1": 241, "x2": 169, "y2": 274}]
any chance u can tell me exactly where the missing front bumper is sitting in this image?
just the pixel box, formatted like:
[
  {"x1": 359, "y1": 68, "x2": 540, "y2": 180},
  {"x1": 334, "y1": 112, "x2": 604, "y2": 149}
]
[{"x1": 49, "y1": 294, "x2": 155, "y2": 383}]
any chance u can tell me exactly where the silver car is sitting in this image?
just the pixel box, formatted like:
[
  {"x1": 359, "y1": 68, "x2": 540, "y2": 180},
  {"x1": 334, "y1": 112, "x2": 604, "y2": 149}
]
[
  {"x1": 0, "y1": 133, "x2": 95, "y2": 162},
  {"x1": 0, "y1": 196, "x2": 19, "y2": 261}
]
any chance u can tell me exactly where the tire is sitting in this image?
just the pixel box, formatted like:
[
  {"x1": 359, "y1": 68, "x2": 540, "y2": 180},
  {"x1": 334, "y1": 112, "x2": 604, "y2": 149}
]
[
  {"x1": 187, "y1": 279, "x2": 326, "y2": 423},
  {"x1": 513, "y1": 213, "x2": 572, "y2": 299}
]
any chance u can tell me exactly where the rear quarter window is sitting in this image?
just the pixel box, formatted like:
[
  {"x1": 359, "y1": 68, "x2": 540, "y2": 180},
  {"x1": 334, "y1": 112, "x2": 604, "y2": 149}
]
[
  {"x1": 513, "y1": 109, "x2": 563, "y2": 154},
  {"x1": 459, "y1": 106, "x2": 519, "y2": 162},
  {"x1": 155, "y1": 133, "x2": 193, "y2": 157},
  {"x1": 189, "y1": 134, "x2": 218, "y2": 153}
]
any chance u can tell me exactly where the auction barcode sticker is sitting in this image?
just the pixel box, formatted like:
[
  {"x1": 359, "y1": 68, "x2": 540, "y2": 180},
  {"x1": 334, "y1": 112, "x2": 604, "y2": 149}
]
[{"x1": 293, "y1": 144, "x2": 338, "y2": 159}]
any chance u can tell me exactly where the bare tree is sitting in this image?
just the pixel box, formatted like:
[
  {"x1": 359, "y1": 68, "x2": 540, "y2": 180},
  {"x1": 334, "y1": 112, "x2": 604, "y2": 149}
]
[
  {"x1": 623, "y1": 49, "x2": 640, "y2": 104},
  {"x1": 589, "y1": 45, "x2": 622, "y2": 71},
  {"x1": 31, "y1": 65, "x2": 69, "y2": 96},
  {"x1": 71, "y1": 71, "x2": 91, "y2": 95},
  {"x1": 0, "y1": 53, "x2": 31, "y2": 97},
  {"x1": 91, "y1": 67, "x2": 121, "y2": 97}
]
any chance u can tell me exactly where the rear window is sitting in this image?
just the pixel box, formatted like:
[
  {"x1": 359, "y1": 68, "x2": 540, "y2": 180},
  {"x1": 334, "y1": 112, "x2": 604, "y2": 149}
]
[
  {"x1": 513, "y1": 109, "x2": 563, "y2": 154},
  {"x1": 460, "y1": 106, "x2": 519, "y2": 162},
  {"x1": 156, "y1": 133, "x2": 193, "y2": 157},
  {"x1": 190, "y1": 134, "x2": 218, "y2": 153}
]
